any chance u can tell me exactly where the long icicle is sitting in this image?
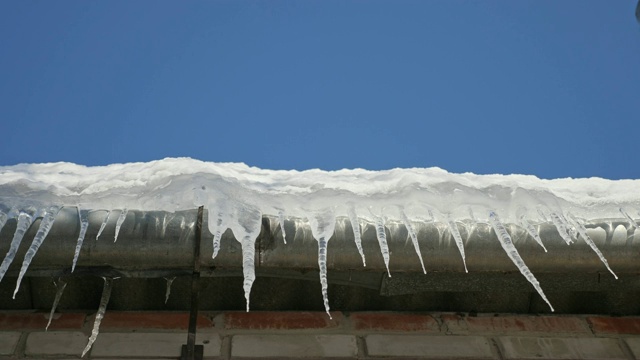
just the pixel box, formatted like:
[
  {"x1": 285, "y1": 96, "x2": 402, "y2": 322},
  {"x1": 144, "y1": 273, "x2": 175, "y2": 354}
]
[
  {"x1": 96, "y1": 210, "x2": 111, "y2": 240},
  {"x1": 373, "y1": 214, "x2": 391, "y2": 277},
  {"x1": 82, "y1": 277, "x2": 113, "y2": 357},
  {"x1": 113, "y1": 209, "x2": 127, "y2": 242},
  {"x1": 400, "y1": 210, "x2": 426, "y2": 274},
  {"x1": 278, "y1": 210, "x2": 287, "y2": 244},
  {"x1": 0, "y1": 212, "x2": 34, "y2": 283},
  {"x1": 308, "y1": 209, "x2": 336, "y2": 319},
  {"x1": 46, "y1": 277, "x2": 68, "y2": 331},
  {"x1": 447, "y1": 215, "x2": 468, "y2": 273},
  {"x1": 567, "y1": 213, "x2": 618, "y2": 279},
  {"x1": 164, "y1": 277, "x2": 176, "y2": 304},
  {"x1": 14, "y1": 206, "x2": 61, "y2": 298},
  {"x1": 317, "y1": 235, "x2": 331, "y2": 318},
  {"x1": 0, "y1": 210, "x2": 7, "y2": 234},
  {"x1": 549, "y1": 211, "x2": 574, "y2": 245},
  {"x1": 347, "y1": 206, "x2": 366, "y2": 267},
  {"x1": 519, "y1": 215, "x2": 548, "y2": 252},
  {"x1": 489, "y1": 211, "x2": 554, "y2": 312},
  {"x1": 72, "y1": 207, "x2": 90, "y2": 272},
  {"x1": 211, "y1": 210, "x2": 226, "y2": 259}
]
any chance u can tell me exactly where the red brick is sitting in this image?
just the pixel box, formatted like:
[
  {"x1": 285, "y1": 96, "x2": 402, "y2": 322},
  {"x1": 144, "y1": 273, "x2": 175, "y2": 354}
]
[
  {"x1": 224, "y1": 311, "x2": 341, "y2": 330},
  {"x1": 588, "y1": 316, "x2": 640, "y2": 335},
  {"x1": 443, "y1": 314, "x2": 590, "y2": 334},
  {"x1": 0, "y1": 312, "x2": 85, "y2": 330},
  {"x1": 100, "y1": 312, "x2": 212, "y2": 330},
  {"x1": 351, "y1": 313, "x2": 440, "y2": 332}
]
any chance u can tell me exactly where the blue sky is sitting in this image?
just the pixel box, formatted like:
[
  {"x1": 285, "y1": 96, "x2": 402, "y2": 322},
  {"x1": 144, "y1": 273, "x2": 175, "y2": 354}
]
[{"x1": 1, "y1": 1, "x2": 639, "y2": 179}]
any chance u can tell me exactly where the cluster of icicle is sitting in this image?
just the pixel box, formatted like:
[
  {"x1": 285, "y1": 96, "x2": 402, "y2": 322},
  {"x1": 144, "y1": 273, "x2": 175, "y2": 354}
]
[{"x1": 0, "y1": 204, "x2": 638, "y2": 356}]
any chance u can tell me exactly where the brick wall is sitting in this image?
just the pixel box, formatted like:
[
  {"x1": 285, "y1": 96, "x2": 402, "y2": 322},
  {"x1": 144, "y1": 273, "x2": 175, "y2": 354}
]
[{"x1": 1, "y1": 311, "x2": 640, "y2": 359}]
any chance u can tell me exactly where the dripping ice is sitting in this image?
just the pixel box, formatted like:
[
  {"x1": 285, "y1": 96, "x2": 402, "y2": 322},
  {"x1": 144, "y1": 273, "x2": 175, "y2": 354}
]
[
  {"x1": 369, "y1": 208, "x2": 391, "y2": 277},
  {"x1": 489, "y1": 211, "x2": 554, "y2": 312},
  {"x1": 307, "y1": 208, "x2": 336, "y2": 318},
  {"x1": 447, "y1": 215, "x2": 469, "y2": 273},
  {"x1": 0, "y1": 210, "x2": 35, "y2": 283},
  {"x1": 278, "y1": 210, "x2": 287, "y2": 244},
  {"x1": 72, "y1": 207, "x2": 89, "y2": 272},
  {"x1": 567, "y1": 213, "x2": 618, "y2": 279},
  {"x1": 113, "y1": 209, "x2": 128, "y2": 242},
  {"x1": 96, "y1": 210, "x2": 111, "y2": 240},
  {"x1": 14, "y1": 205, "x2": 61, "y2": 299},
  {"x1": 226, "y1": 204, "x2": 262, "y2": 312},
  {"x1": 46, "y1": 277, "x2": 68, "y2": 330},
  {"x1": 400, "y1": 208, "x2": 426, "y2": 274},
  {"x1": 347, "y1": 205, "x2": 366, "y2": 267},
  {"x1": 82, "y1": 277, "x2": 113, "y2": 357}
]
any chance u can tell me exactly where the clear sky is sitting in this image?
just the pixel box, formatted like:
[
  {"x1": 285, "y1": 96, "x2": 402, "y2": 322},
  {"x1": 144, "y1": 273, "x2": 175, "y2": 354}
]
[{"x1": 1, "y1": 1, "x2": 639, "y2": 179}]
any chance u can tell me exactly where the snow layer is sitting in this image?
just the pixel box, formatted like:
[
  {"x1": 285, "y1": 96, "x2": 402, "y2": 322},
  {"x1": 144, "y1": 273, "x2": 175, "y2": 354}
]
[{"x1": 1, "y1": 157, "x2": 638, "y2": 226}]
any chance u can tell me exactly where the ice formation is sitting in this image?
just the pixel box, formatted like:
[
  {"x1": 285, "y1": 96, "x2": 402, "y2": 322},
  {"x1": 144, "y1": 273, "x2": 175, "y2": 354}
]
[
  {"x1": 46, "y1": 277, "x2": 68, "y2": 331},
  {"x1": 72, "y1": 207, "x2": 89, "y2": 272},
  {"x1": 14, "y1": 205, "x2": 61, "y2": 298},
  {"x1": 567, "y1": 213, "x2": 618, "y2": 279},
  {"x1": 548, "y1": 211, "x2": 574, "y2": 245},
  {"x1": 0, "y1": 210, "x2": 34, "y2": 283},
  {"x1": 164, "y1": 276, "x2": 176, "y2": 304},
  {"x1": 400, "y1": 208, "x2": 426, "y2": 274},
  {"x1": 518, "y1": 215, "x2": 548, "y2": 252},
  {"x1": 82, "y1": 277, "x2": 113, "y2": 357},
  {"x1": 347, "y1": 205, "x2": 366, "y2": 266},
  {"x1": 96, "y1": 210, "x2": 110, "y2": 240},
  {"x1": 113, "y1": 209, "x2": 127, "y2": 242},
  {"x1": 489, "y1": 211, "x2": 554, "y2": 312},
  {"x1": 226, "y1": 204, "x2": 262, "y2": 312},
  {"x1": 0, "y1": 158, "x2": 638, "y2": 323},
  {"x1": 278, "y1": 210, "x2": 287, "y2": 244},
  {"x1": 371, "y1": 210, "x2": 392, "y2": 277},
  {"x1": 447, "y1": 215, "x2": 469, "y2": 273},
  {"x1": 307, "y1": 208, "x2": 336, "y2": 318}
]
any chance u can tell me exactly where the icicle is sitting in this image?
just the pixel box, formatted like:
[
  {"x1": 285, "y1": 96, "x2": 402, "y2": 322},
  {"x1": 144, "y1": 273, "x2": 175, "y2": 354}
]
[
  {"x1": 567, "y1": 213, "x2": 618, "y2": 279},
  {"x1": 308, "y1": 208, "x2": 336, "y2": 319},
  {"x1": 164, "y1": 277, "x2": 175, "y2": 304},
  {"x1": 277, "y1": 210, "x2": 287, "y2": 244},
  {"x1": 489, "y1": 211, "x2": 554, "y2": 312},
  {"x1": 46, "y1": 277, "x2": 68, "y2": 331},
  {"x1": 231, "y1": 206, "x2": 262, "y2": 312},
  {"x1": 14, "y1": 206, "x2": 61, "y2": 299},
  {"x1": 211, "y1": 210, "x2": 227, "y2": 259},
  {"x1": 96, "y1": 210, "x2": 111, "y2": 240},
  {"x1": 72, "y1": 207, "x2": 90, "y2": 272},
  {"x1": 400, "y1": 210, "x2": 426, "y2": 274},
  {"x1": 519, "y1": 215, "x2": 548, "y2": 252},
  {"x1": 82, "y1": 277, "x2": 113, "y2": 357},
  {"x1": 0, "y1": 210, "x2": 7, "y2": 234},
  {"x1": 549, "y1": 211, "x2": 574, "y2": 245},
  {"x1": 0, "y1": 212, "x2": 34, "y2": 283},
  {"x1": 447, "y1": 215, "x2": 468, "y2": 273},
  {"x1": 371, "y1": 212, "x2": 391, "y2": 277},
  {"x1": 620, "y1": 208, "x2": 639, "y2": 230},
  {"x1": 347, "y1": 206, "x2": 366, "y2": 267},
  {"x1": 113, "y1": 209, "x2": 127, "y2": 242}
]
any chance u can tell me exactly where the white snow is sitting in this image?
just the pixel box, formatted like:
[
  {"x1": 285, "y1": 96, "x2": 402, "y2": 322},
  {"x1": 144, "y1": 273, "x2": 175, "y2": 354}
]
[{"x1": 0, "y1": 158, "x2": 639, "y2": 319}]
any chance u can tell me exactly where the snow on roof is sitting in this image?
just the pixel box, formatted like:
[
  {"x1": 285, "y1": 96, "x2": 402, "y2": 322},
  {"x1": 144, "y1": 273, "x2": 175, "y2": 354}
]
[
  {"x1": 0, "y1": 157, "x2": 638, "y2": 223},
  {"x1": 0, "y1": 158, "x2": 639, "y2": 320}
]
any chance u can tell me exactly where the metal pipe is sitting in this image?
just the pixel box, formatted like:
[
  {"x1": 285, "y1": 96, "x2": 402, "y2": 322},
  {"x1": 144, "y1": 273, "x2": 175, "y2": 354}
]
[{"x1": 0, "y1": 207, "x2": 638, "y2": 277}]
